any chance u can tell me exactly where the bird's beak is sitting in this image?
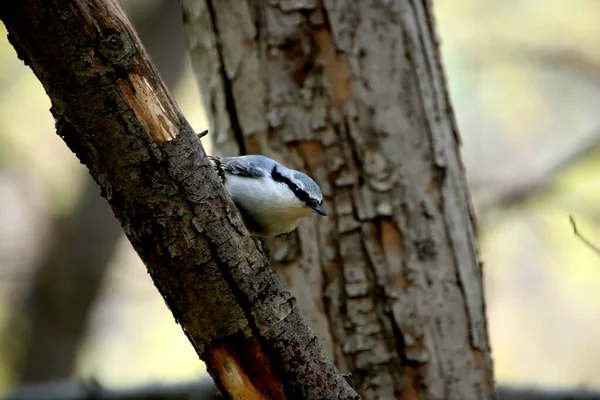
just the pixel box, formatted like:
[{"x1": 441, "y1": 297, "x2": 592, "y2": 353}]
[{"x1": 311, "y1": 204, "x2": 327, "y2": 216}]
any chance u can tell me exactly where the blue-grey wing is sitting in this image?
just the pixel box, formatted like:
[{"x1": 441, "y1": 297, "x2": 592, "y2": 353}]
[{"x1": 218, "y1": 155, "x2": 272, "y2": 178}]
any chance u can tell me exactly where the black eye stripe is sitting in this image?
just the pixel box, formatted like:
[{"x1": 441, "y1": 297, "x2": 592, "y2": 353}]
[{"x1": 271, "y1": 166, "x2": 311, "y2": 204}]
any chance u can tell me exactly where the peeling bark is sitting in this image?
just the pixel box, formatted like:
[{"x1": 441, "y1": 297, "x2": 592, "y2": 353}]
[
  {"x1": 0, "y1": 0, "x2": 358, "y2": 398},
  {"x1": 182, "y1": 1, "x2": 494, "y2": 399}
]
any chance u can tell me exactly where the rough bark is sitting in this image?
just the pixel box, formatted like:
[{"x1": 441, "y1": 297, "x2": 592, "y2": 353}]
[
  {"x1": 13, "y1": 0, "x2": 187, "y2": 383},
  {"x1": 181, "y1": 1, "x2": 494, "y2": 399},
  {"x1": 0, "y1": 1, "x2": 358, "y2": 399}
]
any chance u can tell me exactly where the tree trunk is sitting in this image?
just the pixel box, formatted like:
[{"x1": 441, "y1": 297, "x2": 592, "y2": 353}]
[
  {"x1": 0, "y1": 1, "x2": 358, "y2": 398},
  {"x1": 12, "y1": 0, "x2": 187, "y2": 383},
  {"x1": 181, "y1": 1, "x2": 494, "y2": 399}
]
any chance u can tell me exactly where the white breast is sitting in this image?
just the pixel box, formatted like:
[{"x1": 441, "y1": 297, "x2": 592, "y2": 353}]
[{"x1": 224, "y1": 174, "x2": 313, "y2": 237}]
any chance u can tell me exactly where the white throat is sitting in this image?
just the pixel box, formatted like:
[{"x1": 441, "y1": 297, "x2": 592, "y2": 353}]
[{"x1": 224, "y1": 174, "x2": 313, "y2": 236}]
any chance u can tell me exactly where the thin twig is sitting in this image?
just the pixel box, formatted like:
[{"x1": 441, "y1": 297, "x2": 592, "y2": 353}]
[
  {"x1": 569, "y1": 215, "x2": 600, "y2": 257},
  {"x1": 197, "y1": 129, "x2": 209, "y2": 139}
]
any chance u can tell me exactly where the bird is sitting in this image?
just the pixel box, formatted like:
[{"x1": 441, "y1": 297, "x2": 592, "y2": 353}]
[{"x1": 211, "y1": 154, "x2": 327, "y2": 237}]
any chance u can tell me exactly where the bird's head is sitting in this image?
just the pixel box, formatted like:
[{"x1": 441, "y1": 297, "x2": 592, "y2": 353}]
[{"x1": 271, "y1": 165, "x2": 327, "y2": 216}]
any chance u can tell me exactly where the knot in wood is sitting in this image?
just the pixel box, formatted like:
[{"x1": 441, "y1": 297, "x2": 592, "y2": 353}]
[{"x1": 98, "y1": 33, "x2": 134, "y2": 67}]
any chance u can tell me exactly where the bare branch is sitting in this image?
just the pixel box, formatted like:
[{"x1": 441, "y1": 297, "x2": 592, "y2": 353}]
[
  {"x1": 473, "y1": 126, "x2": 600, "y2": 215},
  {"x1": 569, "y1": 215, "x2": 600, "y2": 257},
  {"x1": 517, "y1": 45, "x2": 600, "y2": 84},
  {"x1": 467, "y1": 42, "x2": 600, "y2": 85}
]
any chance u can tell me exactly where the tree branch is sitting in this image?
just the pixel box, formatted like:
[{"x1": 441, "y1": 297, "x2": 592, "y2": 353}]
[
  {"x1": 0, "y1": 0, "x2": 358, "y2": 398},
  {"x1": 10, "y1": 0, "x2": 188, "y2": 383},
  {"x1": 569, "y1": 215, "x2": 600, "y2": 257},
  {"x1": 472, "y1": 126, "x2": 600, "y2": 215}
]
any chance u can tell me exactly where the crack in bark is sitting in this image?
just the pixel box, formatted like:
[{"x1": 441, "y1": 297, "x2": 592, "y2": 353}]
[{"x1": 206, "y1": 0, "x2": 248, "y2": 155}]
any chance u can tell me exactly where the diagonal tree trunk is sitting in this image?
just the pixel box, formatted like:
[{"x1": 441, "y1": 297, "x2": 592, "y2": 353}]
[
  {"x1": 181, "y1": 1, "x2": 494, "y2": 399},
  {"x1": 0, "y1": 0, "x2": 358, "y2": 399},
  {"x1": 12, "y1": 0, "x2": 187, "y2": 383}
]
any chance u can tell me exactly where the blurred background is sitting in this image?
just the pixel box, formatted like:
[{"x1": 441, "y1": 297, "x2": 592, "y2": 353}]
[{"x1": 1, "y1": 0, "x2": 600, "y2": 395}]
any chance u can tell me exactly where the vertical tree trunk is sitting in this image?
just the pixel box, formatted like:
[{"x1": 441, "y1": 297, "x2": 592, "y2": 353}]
[{"x1": 181, "y1": 1, "x2": 494, "y2": 399}]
